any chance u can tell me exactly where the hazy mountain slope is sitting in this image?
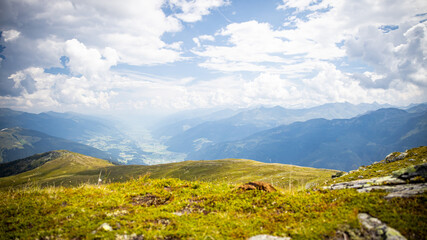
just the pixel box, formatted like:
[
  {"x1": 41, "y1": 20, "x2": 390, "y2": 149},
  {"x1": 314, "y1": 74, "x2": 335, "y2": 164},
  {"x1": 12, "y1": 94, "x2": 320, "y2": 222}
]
[
  {"x1": 0, "y1": 127, "x2": 116, "y2": 163},
  {"x1": 152, "y1": 108, "x2": 241, "y2": 139},
  {"x1": 0, "y1": 108, "x2": 149, "y2": 164},
  {"x1": 0, "y1": 150, "x2": 114, "y2": 188},
  {"x1": 0, "y1": 151, "x2": 337, "y2": 189},
  {"x1": 0, "y1": 108, "x2": 118, "y2": 142},
  {"x1": 166, "y1": 103, "x2": 390, "y2": 153},
  {"x1": 189, "y1": 108, "x2": 427, "y2": 171}
]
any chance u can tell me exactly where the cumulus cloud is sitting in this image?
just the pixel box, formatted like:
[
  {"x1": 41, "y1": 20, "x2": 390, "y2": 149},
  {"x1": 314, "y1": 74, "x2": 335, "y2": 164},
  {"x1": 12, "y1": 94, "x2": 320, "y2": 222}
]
[
  {"x1": 193, "y1": 20, "x2": 292, "y2": 72},
  {"x1": 0, "y1": 0, "x2": 426, "y2": 113},
  {"x1": 169, "y1": 0, "x2": 229, "y2": 22},
  {"x1": 0, "y1": 0, "x2": 228, "y2": 111}
]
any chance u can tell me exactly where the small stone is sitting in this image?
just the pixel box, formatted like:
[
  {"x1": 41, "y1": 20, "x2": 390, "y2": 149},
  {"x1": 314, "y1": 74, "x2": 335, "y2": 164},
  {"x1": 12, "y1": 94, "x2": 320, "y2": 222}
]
[
  {"x1": 248, "y1": 235, "x2": 291, "y2": 240},
  {"x1": 99, "y1": 223, "x2": 113, "y2": 231}
]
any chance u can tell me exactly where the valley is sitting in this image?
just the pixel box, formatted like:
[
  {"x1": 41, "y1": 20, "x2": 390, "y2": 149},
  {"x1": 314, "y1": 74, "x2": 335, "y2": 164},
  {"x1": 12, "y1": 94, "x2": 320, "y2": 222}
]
[{"x1": 1, "y1": 103, "x2": 426, "y2": 171}]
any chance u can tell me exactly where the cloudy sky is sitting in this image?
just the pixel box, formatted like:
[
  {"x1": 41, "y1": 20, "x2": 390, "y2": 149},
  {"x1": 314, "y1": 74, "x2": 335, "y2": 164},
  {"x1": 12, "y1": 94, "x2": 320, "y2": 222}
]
[{"x1": 0, "y1": 0, "x2": 426, "y2": 114}]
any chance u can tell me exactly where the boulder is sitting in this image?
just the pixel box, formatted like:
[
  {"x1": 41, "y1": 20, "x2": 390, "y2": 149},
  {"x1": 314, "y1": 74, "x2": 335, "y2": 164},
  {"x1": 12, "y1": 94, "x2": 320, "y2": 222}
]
[
  {"x1": 385, "y1": 152, "x2": 408, "y2": 163},
  {"x1": 393, "y1": 163, "x2": 427, "y2": 181},
  {"x1": 358, "y1": 213, "x2": 406, "y2": 240}
]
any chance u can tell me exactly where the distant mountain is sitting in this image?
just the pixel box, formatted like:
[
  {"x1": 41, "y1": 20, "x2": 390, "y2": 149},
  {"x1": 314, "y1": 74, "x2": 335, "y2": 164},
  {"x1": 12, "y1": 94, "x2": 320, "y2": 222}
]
[
  {"x1": 166, "y1": 102, "x2": 391, "y2": 153},
  {"x1": 0, "y1": 109, "x2": 148, "y2": 164},
  {"x1": 188, "y1": 107, "x2": 427, "y2": 171},
  {"x1": 0, "y1": 108, "x2": 119, "y2": 141},
  {"x1": 0, "y1": 150, "x2": 115, "y2": 187},
  {"x1": 0, "y1": 127, "x2": 116, "y2": 163},
  {"x1": 153, "y1": 108, "x2": 241, "y2": 139}
]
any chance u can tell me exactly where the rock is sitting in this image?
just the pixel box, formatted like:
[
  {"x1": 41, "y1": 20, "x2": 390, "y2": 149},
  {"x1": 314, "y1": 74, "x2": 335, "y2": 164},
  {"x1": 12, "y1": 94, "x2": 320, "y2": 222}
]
[
  {"x1": 393, "y1": 163, "x2": 427, "y2": 180},
  {"x1": 383, "y1": 183, "x2": 427, "y2": 199},
  {"x1": 385, "y1": 152, "x2": 408, "y2": 163},
  {"x1": 358, "y1": 213, "x2": 406, "y2": 240},
  {"x1": 248, "y1": 235, "x2": 291, "y2": 240},
  {"x1": 98, "y1": 222, "x2": 113, "y2": 231},
  {"x1": 237, "y1": 181, "x2": 277, "y2": 192}
]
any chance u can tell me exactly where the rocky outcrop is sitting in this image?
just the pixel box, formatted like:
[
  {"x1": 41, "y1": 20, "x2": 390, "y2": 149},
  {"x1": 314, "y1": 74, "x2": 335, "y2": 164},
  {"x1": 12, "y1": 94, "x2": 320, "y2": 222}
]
[
  {"x1": 385, "y1": 152, "x2": 408, "y2": 163},
  {"x1": 326, "y1": 176, "x2": 405, "y2": 191},
  {"x1": 326, "y1": 163, "x2": 427, "y2": 198},
  {"x1": 393, "y1": 163, "x2": 427, "y2": 180},
  {"x1": 358, "y1": 183, "x2": 427, "y2": 199}
]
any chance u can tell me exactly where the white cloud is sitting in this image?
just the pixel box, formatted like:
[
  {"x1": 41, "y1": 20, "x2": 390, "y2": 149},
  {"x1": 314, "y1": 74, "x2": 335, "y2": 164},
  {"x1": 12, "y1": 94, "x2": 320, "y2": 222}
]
[
  {"x1": 193, "y1": 21, "x2": 291, "y2": 71},
  {"x1": 199, "y1": 35, "x2": 215, "y2": 41},
  {"x1": 169, "y1": 0, "x2": 229, "y2": 22},
  {"x1": 2, "y1": 29, "x2": 21, "y2": 42},
  {"x1": 1, "y1": 0, "x2": 426, "y2": 113}
]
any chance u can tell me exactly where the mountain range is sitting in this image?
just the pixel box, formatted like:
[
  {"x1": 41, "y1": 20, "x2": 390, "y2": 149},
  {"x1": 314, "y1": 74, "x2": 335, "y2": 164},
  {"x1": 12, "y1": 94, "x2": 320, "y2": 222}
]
[
  {"x1": 188, "y1": 106, "x2": 427, "y2": 171},
  {"x1": 0, "y1": 103, "x2": 425, "y2": 170},
  {"x1": 0, "y1": 108, "x2": 148, "y2": 164},
  {"x1": 162, "y1": 102, "x2": 392, "y2": 153},
  {"x1": 0, "y1": 127, "x2": 116, "y2": 163}
]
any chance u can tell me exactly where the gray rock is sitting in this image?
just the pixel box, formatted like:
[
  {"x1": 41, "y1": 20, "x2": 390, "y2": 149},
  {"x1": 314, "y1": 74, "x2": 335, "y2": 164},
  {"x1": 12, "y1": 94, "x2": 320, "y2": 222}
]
[
  {"x1": 358, "y1": 213, "x2": 406, "y2": 240},
  {"x1": 357, "y1": 182, "x2": 427, "y2": 198},
  {"x1": 385, "y1": 152, "x2": 408, "y2": 163},
  {"x1": 248, "y1": 235, "x2": 291, "y2": 240},
  {"x1": 394, "y1": 163, "x2": 427, "y2": 180}
]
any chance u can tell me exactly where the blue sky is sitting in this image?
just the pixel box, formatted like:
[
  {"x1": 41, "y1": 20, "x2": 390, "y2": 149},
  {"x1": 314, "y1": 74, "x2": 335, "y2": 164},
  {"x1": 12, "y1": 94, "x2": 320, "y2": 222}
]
[{"x1": 0, "y1": 0, "x2": 426, "y2": 115}]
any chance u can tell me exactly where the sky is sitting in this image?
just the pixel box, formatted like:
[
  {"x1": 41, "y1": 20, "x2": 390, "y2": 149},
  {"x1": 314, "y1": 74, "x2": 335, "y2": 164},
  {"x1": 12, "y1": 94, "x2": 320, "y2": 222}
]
[{"x1": 0, "y1": 0, "x2": 426, "y2": 115}]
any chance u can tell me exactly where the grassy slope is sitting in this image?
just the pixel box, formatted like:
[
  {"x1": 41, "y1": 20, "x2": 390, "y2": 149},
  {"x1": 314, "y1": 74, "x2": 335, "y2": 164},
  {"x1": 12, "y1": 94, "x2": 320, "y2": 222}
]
[
  {"x1": 0, "y1": 147, "x2": 426, "y2": 239},
  {"x1": 100, "y1": 159, "x2": 338, "y2": 190},
  {"x1": 0, "y1": 155, "x2": 338, "y2": 190},
  {"x1": 0, "y1": 150, "x2": 114, "y2": 188}
]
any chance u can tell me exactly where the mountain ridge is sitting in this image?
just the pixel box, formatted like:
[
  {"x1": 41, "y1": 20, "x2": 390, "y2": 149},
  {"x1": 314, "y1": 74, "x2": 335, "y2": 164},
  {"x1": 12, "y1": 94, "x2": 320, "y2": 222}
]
[
  {"x1": 188, "y1": 107, "x2": 427, "y2": 171},
  {"x1": 0, "y1": 127, "x2": 116, "y2": 163}
]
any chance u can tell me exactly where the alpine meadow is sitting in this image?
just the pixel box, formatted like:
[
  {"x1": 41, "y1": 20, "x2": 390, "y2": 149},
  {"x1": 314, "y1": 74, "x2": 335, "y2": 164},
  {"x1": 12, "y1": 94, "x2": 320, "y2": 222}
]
[{"x1": 0, "y1": 0, "x2": 426, "y2": 239}]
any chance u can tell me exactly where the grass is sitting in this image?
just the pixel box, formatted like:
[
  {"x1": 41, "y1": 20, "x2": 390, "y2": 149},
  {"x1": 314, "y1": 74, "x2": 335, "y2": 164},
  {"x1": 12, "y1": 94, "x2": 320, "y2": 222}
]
[
  {"x1": 1, "y1": 147, "x2": 426, "y2": 239},
  {"x1": 0, "y1": 151, "x2": 114, "y2": 189},
  {"x1": 0, "y1": 153, "x2": 337, "y2": 190},
  {"x1": 0, "y1": 176, "x2": 425, "y2": 239}
]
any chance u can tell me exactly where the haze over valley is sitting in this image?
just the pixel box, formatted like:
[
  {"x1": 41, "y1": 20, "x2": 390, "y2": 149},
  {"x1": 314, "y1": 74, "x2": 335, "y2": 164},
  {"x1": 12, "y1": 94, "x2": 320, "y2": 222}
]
[{"x1": 1, "y1": 1, "x2": 426, "y2": 239}]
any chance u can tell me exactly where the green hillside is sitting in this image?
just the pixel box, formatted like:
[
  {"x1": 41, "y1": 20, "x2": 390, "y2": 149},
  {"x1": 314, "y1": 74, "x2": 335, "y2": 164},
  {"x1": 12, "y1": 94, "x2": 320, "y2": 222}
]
[
  {"x1": 0, "y1": 150, "x2": 114, "y2": 188},
  {"x1": 0, "y1": 147, "x2": 426, "y2": 239},
  {"x1": 0, "y1": 152, "x2": 338, "y2": 190}
]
